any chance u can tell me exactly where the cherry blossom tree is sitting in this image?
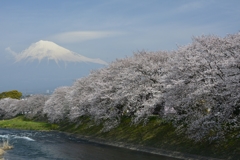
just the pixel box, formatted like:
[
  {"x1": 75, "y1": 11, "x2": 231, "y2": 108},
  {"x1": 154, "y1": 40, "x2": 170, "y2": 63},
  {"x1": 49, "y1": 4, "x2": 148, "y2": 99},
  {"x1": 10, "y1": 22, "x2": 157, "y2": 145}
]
[
  {"x1": 43, "y1": 86, "x2": 71, "y2": 123},
  {"x1": 164, "y1": 33, "x2": 240, "y2": 141},
  {"x1": 23, "y1": 94, "x2": 49, "y2": 119},
  {"x1": 0, "y1": 98, "x2": 20, "y2": 119},
  {"x1": 1, "y1": 32, "x2": 239, "y2": 142},
  {"x1": 65, "y1": 50, "x2": 169, "y2": 129}
]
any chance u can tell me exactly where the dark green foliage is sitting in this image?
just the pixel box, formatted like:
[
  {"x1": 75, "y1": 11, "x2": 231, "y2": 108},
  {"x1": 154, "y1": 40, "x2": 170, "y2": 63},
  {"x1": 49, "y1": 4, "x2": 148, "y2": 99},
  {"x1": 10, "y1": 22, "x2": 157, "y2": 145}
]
[{"x1": 0, "y1": 90, "x2": 22, "y2": 100}]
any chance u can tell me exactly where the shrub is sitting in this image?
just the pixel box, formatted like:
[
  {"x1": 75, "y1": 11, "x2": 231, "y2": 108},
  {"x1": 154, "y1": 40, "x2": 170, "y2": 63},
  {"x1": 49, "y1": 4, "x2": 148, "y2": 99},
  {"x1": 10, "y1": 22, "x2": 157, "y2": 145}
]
[{"x1": 0, "y1": 90, "x2": 22, "y2": 100}]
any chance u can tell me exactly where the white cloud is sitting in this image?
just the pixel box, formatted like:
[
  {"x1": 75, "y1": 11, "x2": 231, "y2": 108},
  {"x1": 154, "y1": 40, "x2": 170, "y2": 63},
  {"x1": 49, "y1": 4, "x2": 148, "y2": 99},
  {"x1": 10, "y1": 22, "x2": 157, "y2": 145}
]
[
  {"x1": 175, "y1": 1, "x2": 207, "y2": 13},
  {"x1": 5, "y1": 47, "x2": 17, "y2": 56},
  {"x1": 180, "y1": 2, "x2": 202, "y2": 10},
  {"x1": 48, "y1": 31, "x2": 124, "y2": 43}
]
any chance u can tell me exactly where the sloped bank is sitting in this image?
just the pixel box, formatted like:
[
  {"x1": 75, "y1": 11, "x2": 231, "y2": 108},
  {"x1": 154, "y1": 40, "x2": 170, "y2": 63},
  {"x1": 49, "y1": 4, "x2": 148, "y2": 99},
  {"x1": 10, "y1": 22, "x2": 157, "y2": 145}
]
[
  {"x1": 57, "y1": 116, "x2": 240, "y2": 160},
  {"x1": 0, "y1": 116, "x2": 239, "y2": 159}
]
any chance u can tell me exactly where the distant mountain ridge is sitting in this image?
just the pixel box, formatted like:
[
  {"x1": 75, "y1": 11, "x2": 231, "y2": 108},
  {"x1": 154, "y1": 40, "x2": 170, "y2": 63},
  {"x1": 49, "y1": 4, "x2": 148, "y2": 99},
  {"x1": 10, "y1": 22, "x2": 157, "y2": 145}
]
[
  {"x1": 11, "y1": 40, "x2": 108, "y2": 65},
  {"x1": 2, "y1": 40, "x2": 107, "y2": 94}
]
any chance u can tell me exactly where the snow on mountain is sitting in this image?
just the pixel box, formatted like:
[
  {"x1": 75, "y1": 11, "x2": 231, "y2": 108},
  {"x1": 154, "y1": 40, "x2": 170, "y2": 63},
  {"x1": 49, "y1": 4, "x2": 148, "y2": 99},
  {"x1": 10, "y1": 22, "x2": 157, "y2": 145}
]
[
  {"x1": 13, "y1": 40, "x2": 108, "y2": 65},
  {"x1": 2, "y1": 40, "x2": 108, "y2": 93}
]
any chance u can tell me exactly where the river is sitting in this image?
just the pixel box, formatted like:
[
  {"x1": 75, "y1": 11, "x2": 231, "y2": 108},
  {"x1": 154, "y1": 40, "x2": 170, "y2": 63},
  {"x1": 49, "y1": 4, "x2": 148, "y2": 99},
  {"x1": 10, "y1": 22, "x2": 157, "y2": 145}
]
[{"x1": 0, "y1": 129, "x2": 181, "y2": 160}]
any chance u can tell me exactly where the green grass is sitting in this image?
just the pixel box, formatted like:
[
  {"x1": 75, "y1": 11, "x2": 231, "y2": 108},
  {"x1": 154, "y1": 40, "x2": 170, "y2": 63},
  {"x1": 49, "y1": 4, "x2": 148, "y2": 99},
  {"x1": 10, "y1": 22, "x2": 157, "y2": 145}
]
[
  {"x1": 0, "y1": 116, "x2": 58, "y2": 131},
  {"x1": 1, "y1": 115, "x2": 240, "y2": 159},
  {"x1": 57, "y1": 116, "x2": 240, "y2": 159}
]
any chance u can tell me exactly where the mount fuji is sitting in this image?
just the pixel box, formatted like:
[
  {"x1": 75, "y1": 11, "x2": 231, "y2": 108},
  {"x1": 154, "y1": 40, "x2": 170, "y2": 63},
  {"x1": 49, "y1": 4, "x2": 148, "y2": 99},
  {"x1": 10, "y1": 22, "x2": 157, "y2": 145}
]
[
  {"x1": 10, "y1": 40, "x2": 107, "y2": 65},
  {"x1": 3, "y1": 40, "x2": 108, "y2": 94}
]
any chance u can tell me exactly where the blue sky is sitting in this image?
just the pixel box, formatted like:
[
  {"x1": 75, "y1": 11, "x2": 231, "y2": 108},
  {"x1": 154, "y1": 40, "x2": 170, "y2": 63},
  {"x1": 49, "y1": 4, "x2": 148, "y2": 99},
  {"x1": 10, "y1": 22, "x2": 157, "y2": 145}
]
[
  {"x1": 0, "y1": 0, "x2": 240, "y2": 93},
  {"x1": 1, "y1": 0, "x2": 239, "y2": 62}
]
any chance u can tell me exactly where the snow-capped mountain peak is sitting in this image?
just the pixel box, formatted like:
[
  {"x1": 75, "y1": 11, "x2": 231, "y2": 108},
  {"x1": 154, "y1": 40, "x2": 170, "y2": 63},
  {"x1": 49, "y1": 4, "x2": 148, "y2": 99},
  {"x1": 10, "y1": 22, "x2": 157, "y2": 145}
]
[{"x1": 12, "y1": 40, "x2": 108, "y2": 65}]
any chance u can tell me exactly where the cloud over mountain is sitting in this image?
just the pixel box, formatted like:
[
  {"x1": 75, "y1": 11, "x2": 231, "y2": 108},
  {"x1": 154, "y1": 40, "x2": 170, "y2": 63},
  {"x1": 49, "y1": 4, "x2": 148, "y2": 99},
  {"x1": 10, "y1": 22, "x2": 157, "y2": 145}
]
[
  {"x1": 6, "y1": 40, "x2": 108, "y2": 65},
  {"x1": 48, "y1": 31, "x2": 123, "y2": 43}
]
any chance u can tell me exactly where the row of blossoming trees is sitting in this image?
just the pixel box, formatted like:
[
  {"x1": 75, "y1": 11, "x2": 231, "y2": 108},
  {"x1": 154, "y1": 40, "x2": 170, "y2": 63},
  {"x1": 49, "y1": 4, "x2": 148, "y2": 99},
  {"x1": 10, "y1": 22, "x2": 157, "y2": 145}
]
[{"x1": 0, "y1": 33, "x2": 239, "y2": 141}]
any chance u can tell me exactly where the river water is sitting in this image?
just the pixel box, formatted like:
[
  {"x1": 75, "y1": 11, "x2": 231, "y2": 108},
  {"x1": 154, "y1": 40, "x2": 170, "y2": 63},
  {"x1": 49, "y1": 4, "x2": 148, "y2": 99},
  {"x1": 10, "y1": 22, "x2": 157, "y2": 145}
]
[{"x1": 0, "y1": 129, "x2": 180, "y2": 160}]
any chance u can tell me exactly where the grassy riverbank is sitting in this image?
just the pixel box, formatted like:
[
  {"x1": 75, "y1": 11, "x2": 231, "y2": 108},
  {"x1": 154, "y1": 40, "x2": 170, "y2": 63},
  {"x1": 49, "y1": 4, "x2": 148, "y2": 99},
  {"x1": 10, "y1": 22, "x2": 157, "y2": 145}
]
[
  {"x1": 58, "y1": 116, "x2": 240, "y2": 160},
  {"x1": 0, "y1": 116, "x2": 239, "y2": 159},
  {"x1": 0, "y1": 116, "x2": 58, "y2": 131}
]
